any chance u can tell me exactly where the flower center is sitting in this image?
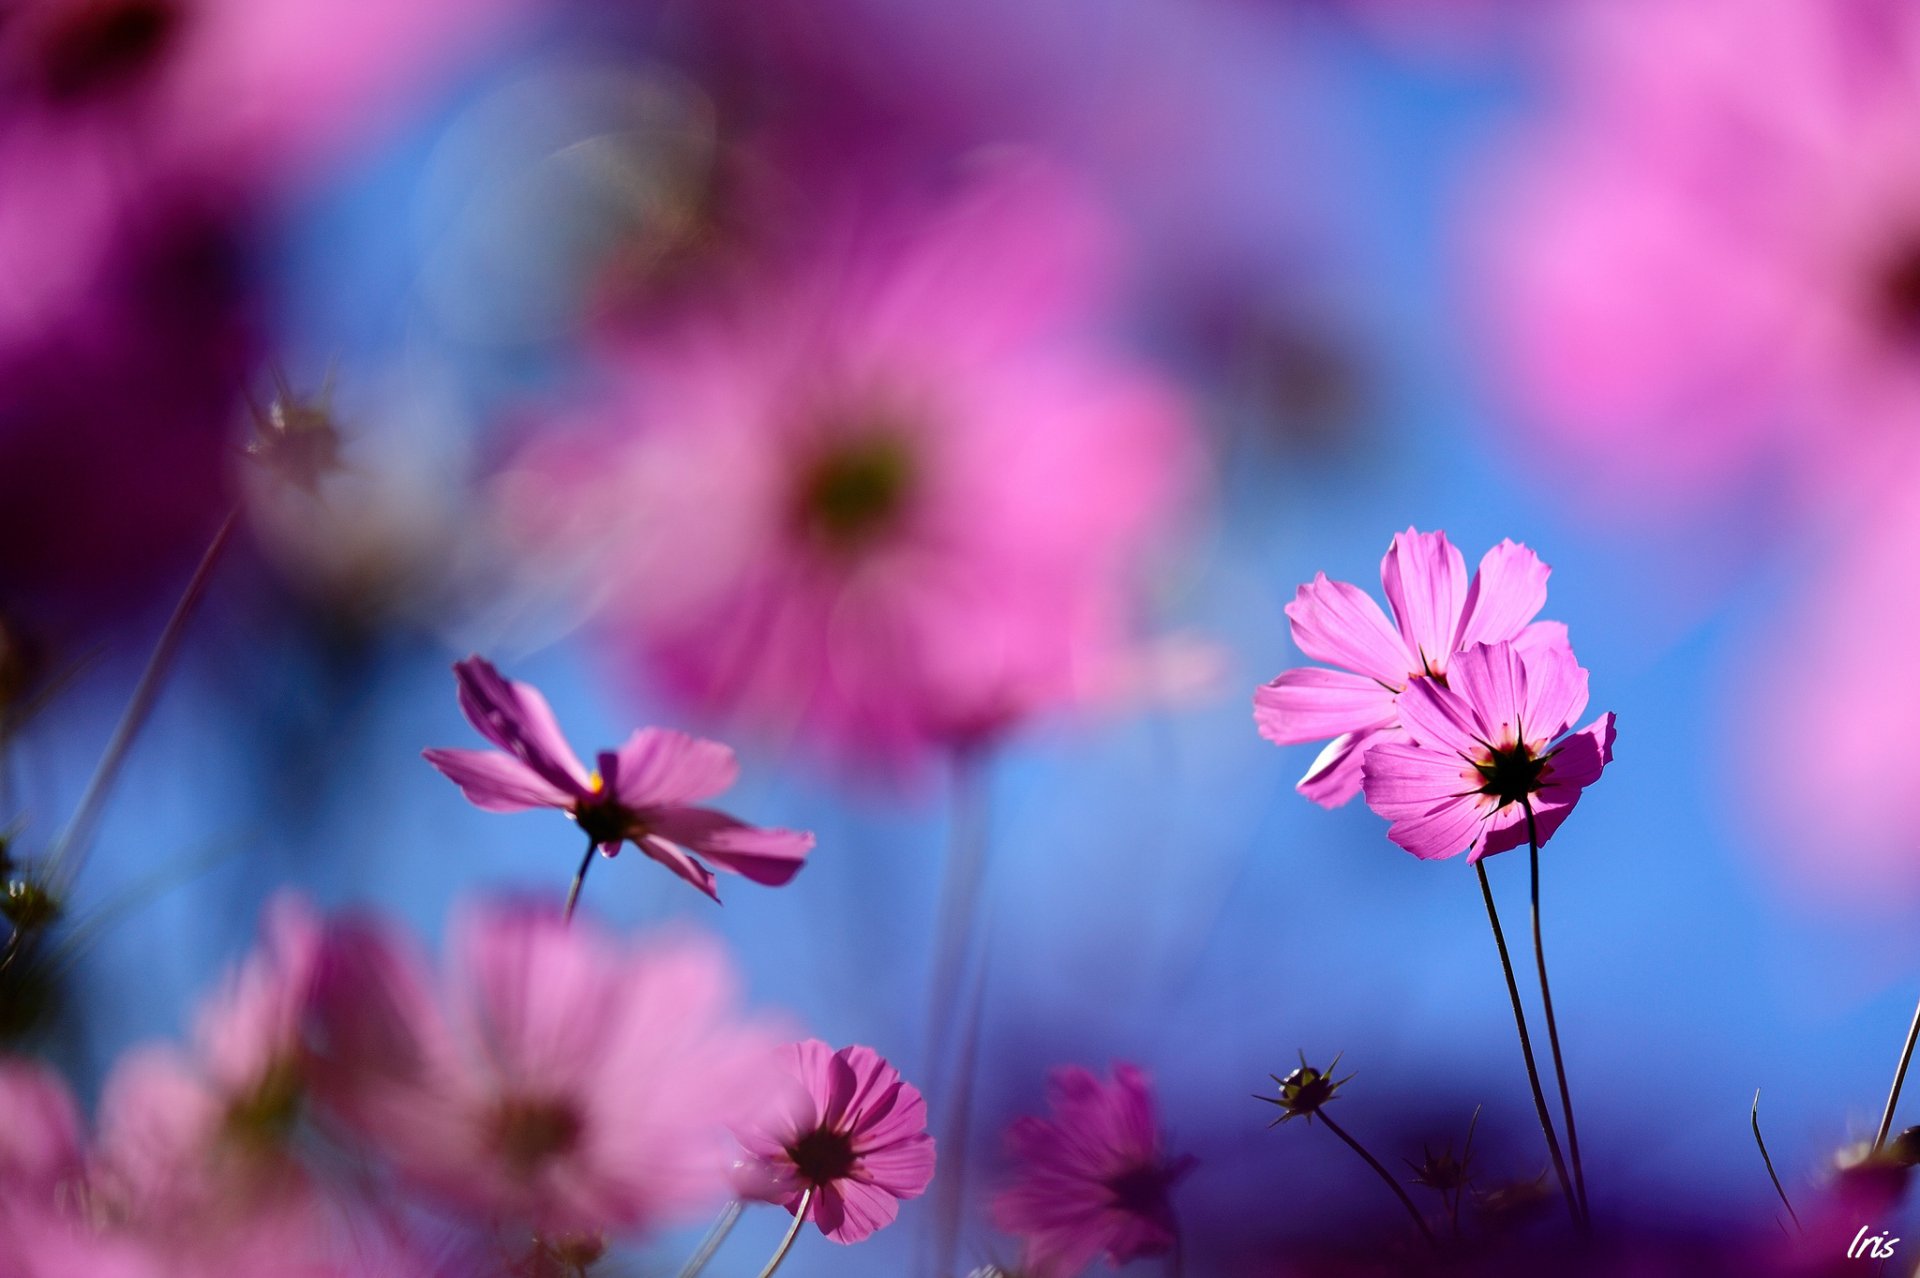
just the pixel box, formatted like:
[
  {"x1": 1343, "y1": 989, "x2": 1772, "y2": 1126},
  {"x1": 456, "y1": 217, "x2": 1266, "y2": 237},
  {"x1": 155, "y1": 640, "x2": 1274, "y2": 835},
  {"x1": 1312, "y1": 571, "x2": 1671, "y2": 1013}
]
[
  {"x1": 32, "y1": 0, "x2": 183, "y2": 104},
  {"x1": 491, "y1": 1095, "x2": 585, "y2": 1177},
  {"x1": 1474, "y1": 744, "x2": 1546, "y2": 808},
  {"x1": 1105, "y1": 1163, "x2": 1172, "y2": 1218},
  {"x1": 797, "y1": 435, "x2": 916, "y2": 549},
  {"x1": 787, "y1": 1126, "x2": 858, "y2": 1186},
  {"x1": 223, "y1": 1057, "x2": 303, "y2": 1151}
]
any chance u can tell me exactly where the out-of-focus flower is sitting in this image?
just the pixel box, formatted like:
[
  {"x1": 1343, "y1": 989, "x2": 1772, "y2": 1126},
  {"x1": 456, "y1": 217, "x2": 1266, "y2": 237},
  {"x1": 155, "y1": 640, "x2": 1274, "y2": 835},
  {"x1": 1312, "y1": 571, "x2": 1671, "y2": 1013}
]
[
  {"x1": 734, "y1": 1039, "x2": 935, "y2": 1245},
  {"x1": 503, "y1": 158, "x2": 1198, "y2": 778},
  {"x1": 1472, "y1": 0, "x2": 1920, "y2": 515},
  {"x1": 1254, "y1": 529, "x2": 1565, "y2": 807},
  {"x1": 992, "y1": 1063, "x2": 1194, "y2": 1278},
  {"x1": 1360, "y1": 639, "x2": 1615, "y2": 862},
  {"x1": 0, "y1": 1057, "x2": 85, "y2": 1198},
  {"x1": 310, "y1": 901, "x2": 781, "y2": 1243},
  {"x1": 423, "y1": 656, "x2": 813, "y2": 901}
]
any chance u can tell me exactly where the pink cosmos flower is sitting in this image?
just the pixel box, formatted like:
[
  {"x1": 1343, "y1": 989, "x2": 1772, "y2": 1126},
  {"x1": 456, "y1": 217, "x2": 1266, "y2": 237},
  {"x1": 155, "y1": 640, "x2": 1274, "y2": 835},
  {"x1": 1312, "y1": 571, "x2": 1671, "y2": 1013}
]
[
  {"x1": 1472, "y1": 0, "x2": 1920, "y2": 514},
  {"x1": 734, "y1": 1040, "x2": 936, "y2": 1245},
  {"x1": 1253, "y1": 528, "x2": 1567, "y2": 807},
  {"x1": 0, "y1": 1057, "x2": 85, "y2": 1200},
  {"x1": 1359, "y1": 638, "x2": 1615, "y2": 862},
  {"x1": 992, "y1": 1063, "x2": 1194, "y2": 1278},
  {"x1": 422, "y1": 656, "x2": 813, "y2": 902},
  {"x1": 501, "y1": 157, "x2": 1197, "y2": 777},
  {"x1": 310, "y1": 902, "x2": 782, "y2": 1242}
]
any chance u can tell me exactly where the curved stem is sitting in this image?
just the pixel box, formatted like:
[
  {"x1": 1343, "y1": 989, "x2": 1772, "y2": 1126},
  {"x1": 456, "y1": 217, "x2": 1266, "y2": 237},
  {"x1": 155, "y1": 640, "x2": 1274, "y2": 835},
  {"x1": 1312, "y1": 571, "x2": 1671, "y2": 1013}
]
[
  {"x1": 47, "y1": 508, "x2": 238, "y2": 892},
  {"x1": 1874, "y1": 993, "x2": 1920, "y2": 1151},
  {"x1": 1316, "y1": 1110, "x2": 1438, "y2": 1251},
  {"x1": 673, "y1": 1201, "x2": 742, "y2": 1278},
  {"x1": 1523, "y1": 799, "x2": 1590, "y2": 1226},
  {"x1": 757, "y1": 1187, "x2": 814, "y2": 1278},
  {"x1": 1751, "y1": 1089, "x2": 1801, "y2": 1232},
  {"x1": 1476, "y1": 860, "x2": 1581, "y2": 1232},
  {"x1": 563, "y1": 835, "x2": 598, "y2": 924}
]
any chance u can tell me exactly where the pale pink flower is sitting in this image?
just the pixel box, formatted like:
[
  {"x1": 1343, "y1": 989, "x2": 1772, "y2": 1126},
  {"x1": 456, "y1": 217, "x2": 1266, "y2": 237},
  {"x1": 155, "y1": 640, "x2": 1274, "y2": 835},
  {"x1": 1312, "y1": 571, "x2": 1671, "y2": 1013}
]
[
  {"x1": 310, "y1": 902, "x2": 781, "y2": 1242},
  {"x1": 1253, "y1": 528, "x2": 1566, "y2": 807},
  {"x1": 1360, "y1": 638, "x2": 1615, "y2": 862},
  {"x1": 734, "y1": 1040, "x2": 935, "y2": 1244},
  {"x1": 423, "y1": 656, "x2": 813, "y2": 901},
  {"x1": 992, "y1": 1063, "x2": 1194, "y2": 1278},
  {"x1": 1473, "y1": 0, "x2": 1920, "y2": 513},
  {"x1": 502, "y1": 158, "x2": 1197, "y2": 776},
  {"x1": 0, "y1": 1057, "x2": 84, "y2": 1201}
]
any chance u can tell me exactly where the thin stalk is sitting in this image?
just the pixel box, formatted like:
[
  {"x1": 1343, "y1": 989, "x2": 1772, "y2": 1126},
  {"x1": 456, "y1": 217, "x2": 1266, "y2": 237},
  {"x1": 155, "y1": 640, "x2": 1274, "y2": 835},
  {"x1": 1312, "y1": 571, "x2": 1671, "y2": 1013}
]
[
  {"x1": 1316, "y1": 1110, "x2": 1438, "y2": 1251},
  {"x1": 562, "y1": 836, "x2": 597, "y2": 924},
  {"x1": 756, "y1": 1186, "x2": 814, "y2": 1278},
  {"x1": 1873, "y1": 993, "x2": 1920, "y2": 1151},
  {"x1": 1169, "y1": 1228, "x2": 1185, "y2": 1278},
  {"x1": 1476, "y1": 860, "x2": 1581, "y2": 1231},
  {"x1": 46, "y1": 508, "x2": 238, "y2": 892},
  {"x1": 1750, "y1": 1089, "x2": 1800, "y2": 1232},
  {"x1": 672, "y1": 1201, "x2": 742, "y2": 1278},
  {"x1": 1523, "y1": 798, "x2": 1590, "y2": 1224},
  {"x1": 931, "y1": 936, "x2": 991, "y2": 1278}
]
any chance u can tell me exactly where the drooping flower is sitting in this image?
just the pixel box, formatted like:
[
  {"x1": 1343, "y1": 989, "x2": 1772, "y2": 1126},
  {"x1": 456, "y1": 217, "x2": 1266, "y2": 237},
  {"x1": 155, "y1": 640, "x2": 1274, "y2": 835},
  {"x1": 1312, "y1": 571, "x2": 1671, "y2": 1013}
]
[
  {"x1": 1253, "y1": 529, "x2": 1567, "y2": 807},
  {"x1": 992, "y1": 1063, "x2": 1194, "y2": 1278},
  {"x1": 422, "y1": 656, "x2": 813, "y2": 901},
  {"x1": 1359, "y1": 639, "x2": 1615, "y2": 863},
  {"x1": 734, "y1": 1040, "x2": 936, "y2": 1245},
  {"x1": 500, "y1": 157, "x2": 1197, "y2": 777},
  {"x1": 310, "y1": 901, "x2": 782, "y2": 1243}
]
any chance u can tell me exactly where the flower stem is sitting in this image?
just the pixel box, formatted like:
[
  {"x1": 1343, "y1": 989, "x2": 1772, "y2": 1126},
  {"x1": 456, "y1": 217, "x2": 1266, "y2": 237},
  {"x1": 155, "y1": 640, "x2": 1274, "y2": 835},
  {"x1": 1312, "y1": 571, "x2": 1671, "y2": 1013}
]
[
  {"x1": 757, "y1": 1187, "x2": 814, "y2": 1278},
  {"x1": 672, "y1": 1201, "x2": 742, "y2": 1278},
  {"x1": 1523, "y1": 798, "x2": 1590, "y2": 1226},
  {"x1": 1750, "y1": 1089, "x2": 1800, "y2": 1231},
  {"x1": 1316, "y1": 1110, "x2": 1438, "y2": 1251},
  {"x1": 1874, "y1": 992, "x2": 1920, "y2": 1151},
  {"x1": 46, "y1": 508, "x2": 238, "y2": 893},
  {"x1": 1475, "y1": 859, "x2": 1581, "y2": 1232},
  {"x1": 563, "y1": 835, "x2": 597, "y2": 924}
]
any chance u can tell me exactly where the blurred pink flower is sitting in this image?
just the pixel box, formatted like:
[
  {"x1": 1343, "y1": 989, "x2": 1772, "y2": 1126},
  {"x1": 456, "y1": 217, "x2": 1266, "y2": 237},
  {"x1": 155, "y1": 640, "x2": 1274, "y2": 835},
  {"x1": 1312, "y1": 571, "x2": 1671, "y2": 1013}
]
[
  {"x1": 734, "y1": 1040, "x2": 935, "y2": 1244},
  {"x1": 1360, "y1": 638, "x2": 1615, "y2": 862},
  {"x1": 310, "y1": 901, "x2": 781, "y2": 1241},
  {"x1": 0, "y1": 1058, "x2": 85, "y2": 1199},
  {"x1": 1473, "y1": 0, "x2": 1920, "y2": 514},
  {"x1": 992, "y1": 1063, "x2": 1194, "y2": 1278},
  {"x1": 504, "y1": 158, "x2": 1198, "y2": 777},
  {"x1": 1253, "y1": 528, "x2": 1565, "y2": 807},
  {"x1": 423, "y1": 656, "x2": 813, "y2": 901}
]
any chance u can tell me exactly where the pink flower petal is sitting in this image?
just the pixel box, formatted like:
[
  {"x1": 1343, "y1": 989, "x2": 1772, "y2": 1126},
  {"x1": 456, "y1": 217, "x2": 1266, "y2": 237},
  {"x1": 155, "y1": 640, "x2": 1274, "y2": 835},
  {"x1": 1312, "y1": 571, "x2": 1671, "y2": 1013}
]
[
  {"x1": 636, "y1": 836, "x2": 722, "y2": 901},
  {"x1": 818, "y1": 1177, "x2": 903, "y2": 1244},
  {"x1": 1296, "y1": 724, "x2": 1404, "y2": 808},
  {"x1": 1446, "y1": 643, "x2": 1528, "y2": 748},
  {"x1": 645, "y1": 809, "x2": 813, "y2": 887},
  {"x1": 1519, "y1": 644, "x2": 1592, "y2": 748},
  {"x1": 421, "y1": 747, "x2": 573, "y2": 812},
  {"x1": 451, "y1": 657, "x2": 592, "y2": 797},
  {"x1": 603, "y1": 727, "x2": 741, "y2": 810},
  {"x1": 1380, "y1": 528, "x2": 1467, "y2": 675},
  {"x1": 1394, "y1": 677, "x2": 1488, "y2": 758},
  {"x1": 1284, "y1": 573, "x2": 1415, "y2": 688},
  {"x1": 1455, "y1": 540, "x2": 1551, "y2": 652},
  {"x1": 1252, "y1": 667, "x2": 1398, "y2": 747}
]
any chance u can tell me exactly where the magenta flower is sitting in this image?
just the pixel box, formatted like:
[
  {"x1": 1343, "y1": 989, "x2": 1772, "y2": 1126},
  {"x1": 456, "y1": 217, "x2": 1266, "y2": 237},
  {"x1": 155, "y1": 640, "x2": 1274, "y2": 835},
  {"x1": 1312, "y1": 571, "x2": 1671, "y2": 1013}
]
[
  {"x1": 1254, "y1": 528, "x2": 1567, "y2": 807},
  {"x1": 500, "y1": 158, "x2": 1197, "y2": 776},
  {"x1": 992, "y1": 1063, "x2": 1194, "y2": 1278},
  {"x1": 310, "y1": 901, "x2": 782, "y2": 1241},
  {"x1": 1360, "y1": 638, "x2": 1616, "y2": 863},
  {"x1": 423, "y1": 656, "x2": 813, "y2": 902},
  {"x1": 735, "y1": 1040, "x2": 936, "y2": 1244}
]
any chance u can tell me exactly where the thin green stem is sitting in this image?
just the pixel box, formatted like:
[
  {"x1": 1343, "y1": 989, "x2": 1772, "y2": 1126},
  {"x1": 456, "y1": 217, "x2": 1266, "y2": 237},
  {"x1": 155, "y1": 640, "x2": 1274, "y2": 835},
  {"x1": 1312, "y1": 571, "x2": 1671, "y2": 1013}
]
[
  {"x1": 563, "y1": 835, "x2": 597, "y2": 924},
  {"x1": 1317, "y1": 1110, "x2": 1438, "y2": 1251},
  {"x1": 757, "y1": 1186, "x2": 814, "y2": 1278},
  {"x1": 1476, "y1": 860, "x2": 1581, "y2": 1232},
  {"x1": 672, "y1": 1200, "x2": 742, "y2": 1278},
  {"x1": 1750, "y1": 1089, "x2": 1800, "y2": 1232},
  {"x1": 1873, "y1": 993, "x2": 1920, "y2": 1151},
  {"x1": 1523, "y1": 798, "x2": 1590, "y2": 1226},
  {"x1": 46, "y1": 508, "x2": 238, "y2": 893}
]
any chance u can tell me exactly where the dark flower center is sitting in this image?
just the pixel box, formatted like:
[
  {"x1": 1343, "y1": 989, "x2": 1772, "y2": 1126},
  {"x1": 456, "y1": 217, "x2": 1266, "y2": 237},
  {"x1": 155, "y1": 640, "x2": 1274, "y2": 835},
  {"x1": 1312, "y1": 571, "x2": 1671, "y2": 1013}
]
[
  {"x1": 787, "y1": 1126, "x2": 858, "y2": 1186},
  {"x1": 33, "y1": 0, "x2": 183, "y2": 104},
  {"x1": 1474, "y1": 744, "x2": 1546, "y2": 808},
  {"x1": 491, "y1": 1096, "x2": 585, "y2": 1177},
  {"x1": 797, "y1": 435, "x2": 916, "y2": 549},
  {"x1": 223, "y1": 1057, "x2": 303, "y2": 1151},
  {"x1": 1105, "y1": 1164, "x2": 1173, "y2": 1218}
]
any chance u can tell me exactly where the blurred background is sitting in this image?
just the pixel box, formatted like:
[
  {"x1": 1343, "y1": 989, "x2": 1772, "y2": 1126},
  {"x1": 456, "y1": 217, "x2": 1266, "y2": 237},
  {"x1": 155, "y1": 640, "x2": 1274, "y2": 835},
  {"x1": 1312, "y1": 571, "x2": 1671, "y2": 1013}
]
[{"x1": 4, "y1": 0, "x2": 1918, "y2": 1273}]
